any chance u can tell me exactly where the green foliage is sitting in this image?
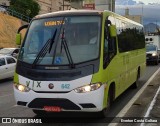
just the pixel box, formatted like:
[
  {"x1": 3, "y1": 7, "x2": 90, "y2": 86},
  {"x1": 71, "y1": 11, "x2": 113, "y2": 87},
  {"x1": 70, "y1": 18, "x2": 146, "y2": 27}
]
[{"x1": 9, "y1": 0, "x2": 40, "y2": 19}]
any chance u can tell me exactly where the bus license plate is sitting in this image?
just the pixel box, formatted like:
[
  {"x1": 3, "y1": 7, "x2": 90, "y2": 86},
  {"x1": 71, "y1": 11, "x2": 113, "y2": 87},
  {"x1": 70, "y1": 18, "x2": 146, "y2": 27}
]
[{"x1": 44, "y1": 106, "x2": 61, "y2": 112}]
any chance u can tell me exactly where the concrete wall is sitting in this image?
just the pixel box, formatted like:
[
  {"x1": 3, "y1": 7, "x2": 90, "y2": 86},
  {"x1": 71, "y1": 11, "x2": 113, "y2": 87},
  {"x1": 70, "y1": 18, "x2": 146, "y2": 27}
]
[{"x1": 0, "y1": 12, "x2": 24, "y2": 48}]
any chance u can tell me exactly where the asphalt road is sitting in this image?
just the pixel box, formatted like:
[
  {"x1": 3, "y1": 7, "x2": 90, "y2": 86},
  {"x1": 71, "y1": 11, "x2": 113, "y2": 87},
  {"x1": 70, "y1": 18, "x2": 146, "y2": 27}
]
[{"x1": 0, "y1": 64, "x2": 159, "y2": 125}]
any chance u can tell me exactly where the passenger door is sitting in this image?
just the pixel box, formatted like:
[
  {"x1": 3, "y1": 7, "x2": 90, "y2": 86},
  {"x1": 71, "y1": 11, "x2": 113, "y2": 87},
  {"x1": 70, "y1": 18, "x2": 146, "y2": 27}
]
[{"x1": 103, "y1": 18, "x2": 117, "y2": 84}]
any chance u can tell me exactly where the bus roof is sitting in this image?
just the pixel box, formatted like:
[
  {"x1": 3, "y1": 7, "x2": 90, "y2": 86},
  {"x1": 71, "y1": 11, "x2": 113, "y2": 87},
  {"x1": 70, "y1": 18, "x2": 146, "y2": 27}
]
[
  {"x1": 34, "y1": 10, "x2": 103, "y2": 19},
  {"x1": 33, "y1": 10, "x2": 143, "y2": 27},
  {"x1": 103, "y1": 10, "x2": 143, "y2": 27}
]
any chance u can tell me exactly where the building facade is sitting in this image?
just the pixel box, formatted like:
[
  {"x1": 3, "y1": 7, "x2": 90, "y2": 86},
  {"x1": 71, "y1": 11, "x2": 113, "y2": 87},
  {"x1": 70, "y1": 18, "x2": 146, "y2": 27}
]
[
  {"x1": 82, "y1": 0, "x2": 115, "y2": 11},
  {"x1": 36, "y1": 0, "x2": 116, "y2": 14},
  {"x1": 95, "y1": 0, "x2": 115, "y2": 12},
  {"x1": 71, "y1": 0, "x2": 83, "y2": 9},
  {"x1": 124, "y1": 8, "x2": 142, "y2": 24},
  {"x1": 36, "y1": 0, "x2": 71, "y2": 14}
]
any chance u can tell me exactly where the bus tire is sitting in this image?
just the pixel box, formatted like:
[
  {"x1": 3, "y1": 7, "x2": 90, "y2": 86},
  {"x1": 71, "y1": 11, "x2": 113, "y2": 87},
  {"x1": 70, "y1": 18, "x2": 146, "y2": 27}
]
[
  {"x1": 132, "y1": 69, "x2": 140, "y2": 89},
  {"x1": 99, "y1": 87, "x2": 112, "y2": 118}
]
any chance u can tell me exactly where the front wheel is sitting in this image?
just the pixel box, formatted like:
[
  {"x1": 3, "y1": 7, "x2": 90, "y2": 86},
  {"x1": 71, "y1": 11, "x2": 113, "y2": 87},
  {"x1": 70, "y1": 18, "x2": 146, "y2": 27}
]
[{"x1": 98, "y1": 88, "x2": 112, "y2": 118}]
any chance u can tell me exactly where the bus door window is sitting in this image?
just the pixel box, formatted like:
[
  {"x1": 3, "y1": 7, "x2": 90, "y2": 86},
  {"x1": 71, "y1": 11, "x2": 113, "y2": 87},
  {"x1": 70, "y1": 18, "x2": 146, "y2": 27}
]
[
  {"x1": 103, "y1": 18, "x2": 117, "y2": 68},
  {"x1": 108, "y1": 37, "x2": 117, "y2": 59},
  {"x1": 108, "y1": 16, "x2": 117, "y2": 58}
]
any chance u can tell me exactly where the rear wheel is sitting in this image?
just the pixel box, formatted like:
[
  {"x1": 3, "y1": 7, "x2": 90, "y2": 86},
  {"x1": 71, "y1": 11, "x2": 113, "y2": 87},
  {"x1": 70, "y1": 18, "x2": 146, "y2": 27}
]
[{"x1": 132, "y1": 69, "x2": 140, "y2": 89}]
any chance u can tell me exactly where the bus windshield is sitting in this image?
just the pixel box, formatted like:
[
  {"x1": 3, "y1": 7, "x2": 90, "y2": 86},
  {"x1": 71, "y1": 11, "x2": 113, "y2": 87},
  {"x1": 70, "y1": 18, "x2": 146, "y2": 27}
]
[{"x1": 19, "y1": 16, "x2": 101, "y2": 66}]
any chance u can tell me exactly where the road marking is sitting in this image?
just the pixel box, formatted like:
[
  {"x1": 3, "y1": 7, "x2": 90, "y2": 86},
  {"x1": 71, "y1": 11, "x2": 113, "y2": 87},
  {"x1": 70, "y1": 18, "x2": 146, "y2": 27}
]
[
  {"x1": 0, "y1": 94, "x2": 13, "y2": 98},
  {"x1": 108, "y1": 67, "x2": 160, "y2": 126},
  {"x1": 140, "y1": 86, "x2": 160, "y2": 126}
]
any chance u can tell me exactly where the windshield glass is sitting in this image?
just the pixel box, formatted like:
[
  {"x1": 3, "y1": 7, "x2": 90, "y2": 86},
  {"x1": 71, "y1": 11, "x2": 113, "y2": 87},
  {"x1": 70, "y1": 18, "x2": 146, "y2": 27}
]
[
  {"x1": 19, "y1": 16, "x2": 101, "y2": 65},
  {"x1": 146, "y1": 45, "x2": 156, "y2": 52}
]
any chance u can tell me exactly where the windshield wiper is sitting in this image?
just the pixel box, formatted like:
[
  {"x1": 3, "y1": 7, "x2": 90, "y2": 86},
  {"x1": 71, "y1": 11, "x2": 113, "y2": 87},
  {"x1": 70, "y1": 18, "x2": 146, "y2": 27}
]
[
  {"x1": 32, "y1": 29, "x2": 57, "y2": 68},
  {"x1": 60, "y1": 28, "x2": 75, "y2": 68}
]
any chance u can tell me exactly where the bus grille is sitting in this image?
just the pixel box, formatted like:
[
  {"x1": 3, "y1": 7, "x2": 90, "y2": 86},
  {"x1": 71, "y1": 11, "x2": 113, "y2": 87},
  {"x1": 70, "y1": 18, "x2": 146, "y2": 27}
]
[
  {"x1": 28, "y1": 98, "x2": 81, "y2": 110},
  {"x1": 27, "y1": 71, "x2": 81, "y2": 78}
]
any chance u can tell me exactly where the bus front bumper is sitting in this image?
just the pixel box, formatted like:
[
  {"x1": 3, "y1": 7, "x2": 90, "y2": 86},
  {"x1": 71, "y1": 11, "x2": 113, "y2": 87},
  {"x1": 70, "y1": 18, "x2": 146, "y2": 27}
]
[{"x1": 14, "y1": 85, "x2": 104, "y2": 112}]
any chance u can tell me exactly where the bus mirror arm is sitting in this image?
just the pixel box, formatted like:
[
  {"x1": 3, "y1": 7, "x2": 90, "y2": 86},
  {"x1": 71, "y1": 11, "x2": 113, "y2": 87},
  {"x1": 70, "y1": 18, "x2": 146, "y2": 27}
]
[
  {"x1": 16, "y1": 24, "x2": 29, "y2": 45},
  {"x1": 17, "y1": 24, "x2": 28, "y2": 33}
]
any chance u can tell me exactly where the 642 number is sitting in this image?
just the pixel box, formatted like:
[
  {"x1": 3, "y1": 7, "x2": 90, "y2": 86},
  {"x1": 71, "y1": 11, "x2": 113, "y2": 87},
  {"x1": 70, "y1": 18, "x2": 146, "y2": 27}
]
[{"x1": 61, "y1": 84, "x2": 70, "y2": 89}]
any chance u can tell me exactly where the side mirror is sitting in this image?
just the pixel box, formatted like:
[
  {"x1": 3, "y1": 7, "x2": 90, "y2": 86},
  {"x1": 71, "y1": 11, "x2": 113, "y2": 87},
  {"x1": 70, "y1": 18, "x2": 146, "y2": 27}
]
[
  {"x1": 109, "y1": 25, "x2": 117, "y2": 37},
  {"x1": 16, "y1": 24, "x2": 29, "y2": 45},
  {"x1": 16, "y1": 33, "x2": 21, "y2": 45}
]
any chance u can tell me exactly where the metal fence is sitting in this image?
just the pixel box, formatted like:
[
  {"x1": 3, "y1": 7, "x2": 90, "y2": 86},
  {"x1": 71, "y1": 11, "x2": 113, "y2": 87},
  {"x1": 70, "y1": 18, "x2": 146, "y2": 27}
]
[{"x1": 0, "y1": 6, "x2": 31, "y2": 23}]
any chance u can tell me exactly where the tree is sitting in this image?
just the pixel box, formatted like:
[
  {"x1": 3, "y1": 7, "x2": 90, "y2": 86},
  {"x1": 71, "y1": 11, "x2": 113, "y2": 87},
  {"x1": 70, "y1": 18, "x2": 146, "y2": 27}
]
[{"x1": 9, "y1": 0, "x2": 40, "y2": 19}]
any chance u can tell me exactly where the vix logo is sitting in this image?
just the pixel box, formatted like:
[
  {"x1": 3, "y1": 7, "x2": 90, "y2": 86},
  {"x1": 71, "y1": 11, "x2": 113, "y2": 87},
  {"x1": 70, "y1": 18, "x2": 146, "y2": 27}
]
[{"x1": 26, "y1": 81, "x2": 41, "y2": 88}]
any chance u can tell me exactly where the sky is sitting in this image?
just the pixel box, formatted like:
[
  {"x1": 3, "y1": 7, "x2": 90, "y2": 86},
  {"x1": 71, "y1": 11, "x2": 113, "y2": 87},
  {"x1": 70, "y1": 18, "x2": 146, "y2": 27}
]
[
  {"x1": 115, "y1": 0, "x2": 160, "y2": 5},
  {"x1": 134, "y1": 0, "x2": 160, "y2": 4},
  {"x1": 115, "y1": 0, "x2": 160, "y2": 26}
]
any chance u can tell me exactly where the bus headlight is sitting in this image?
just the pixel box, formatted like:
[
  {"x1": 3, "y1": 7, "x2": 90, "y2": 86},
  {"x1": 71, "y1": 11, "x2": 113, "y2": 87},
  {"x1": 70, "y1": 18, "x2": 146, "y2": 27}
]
[
  {"x1": 74, "y1": 83, "x2": 102, "y2": 93},
  {"x1": 152, "y1": 53, "x2": 157, "y2": 56},
  {"x1": 14, "y1": 83, "x2": 31, "y2": 92}
]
